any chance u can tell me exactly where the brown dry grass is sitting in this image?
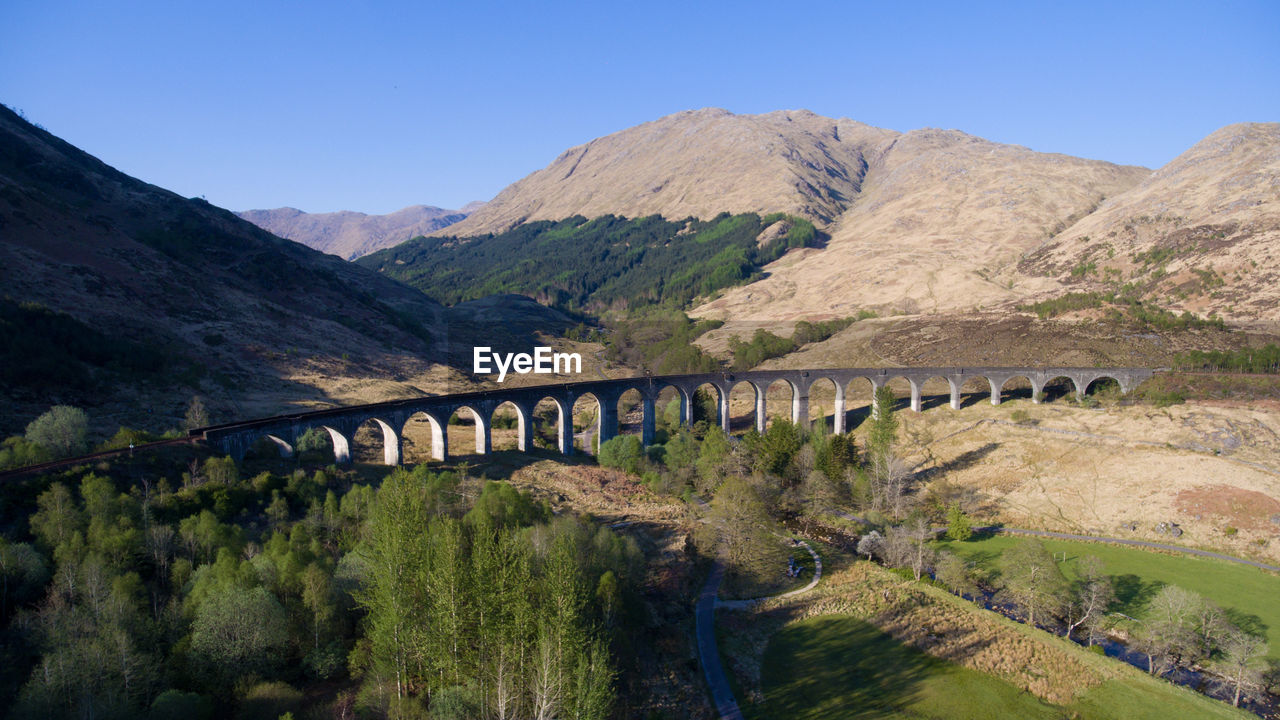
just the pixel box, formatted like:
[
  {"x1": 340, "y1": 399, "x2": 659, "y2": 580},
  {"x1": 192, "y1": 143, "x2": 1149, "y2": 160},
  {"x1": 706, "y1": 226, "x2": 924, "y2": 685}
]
[{"x1": 874, "y1": 396, "x2": 1280, "y2": 562}]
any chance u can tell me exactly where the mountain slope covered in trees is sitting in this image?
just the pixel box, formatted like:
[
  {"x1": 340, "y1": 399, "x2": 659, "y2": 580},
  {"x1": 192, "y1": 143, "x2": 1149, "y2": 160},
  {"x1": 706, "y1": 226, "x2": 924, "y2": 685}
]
[{"x1": 359, "y1": 212, "x2": 820, "y2": 312}]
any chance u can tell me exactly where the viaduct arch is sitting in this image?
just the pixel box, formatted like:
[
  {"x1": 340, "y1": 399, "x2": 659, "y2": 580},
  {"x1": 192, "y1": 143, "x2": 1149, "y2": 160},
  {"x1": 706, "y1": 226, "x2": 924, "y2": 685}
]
[{"x1": 200, "y1": 367, "x2": 1155, "y2": 465}]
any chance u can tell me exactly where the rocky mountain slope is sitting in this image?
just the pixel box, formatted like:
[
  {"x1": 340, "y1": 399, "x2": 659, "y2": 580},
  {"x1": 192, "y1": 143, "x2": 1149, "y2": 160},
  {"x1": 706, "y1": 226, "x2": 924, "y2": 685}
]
[
  {"x1": 439, "y1": 109, "x2": 903, "y2": 234},
  {"x1": 434, "y1": 108, "x2": 1151, "y2": 320},
  {"x1": 695, "y1": 123, "x2": 1151, "y2": 323},
  {"x1": 434, "y1": 108, "x2": 1278, "y2": 327},
  {"x1": 1018, "y1": 122, "x2": 1280, "y2": 325},
  {"x1": 0, "y1": 105, "x2": 465, "y2": 434},
  {"x1": 238, "y1": 202, "x2": 481, "y2": 260}
]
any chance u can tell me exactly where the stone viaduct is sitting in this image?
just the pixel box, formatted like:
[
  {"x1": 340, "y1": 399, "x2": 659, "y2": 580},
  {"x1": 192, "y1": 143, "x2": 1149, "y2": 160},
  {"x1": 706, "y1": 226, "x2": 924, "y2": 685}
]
[{"x1": 198, "y1": 367, "x2": 1155, "y2": 465}]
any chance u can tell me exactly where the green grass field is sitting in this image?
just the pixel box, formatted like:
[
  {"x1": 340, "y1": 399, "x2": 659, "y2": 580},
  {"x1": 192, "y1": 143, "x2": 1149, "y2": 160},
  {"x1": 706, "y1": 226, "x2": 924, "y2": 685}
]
[
  {"x1": 933, "y1": 534, "x2": 1280, "y2": 659},
  {"x1": 759, "y1": 616, "x2": 1250, "y2": 720}
]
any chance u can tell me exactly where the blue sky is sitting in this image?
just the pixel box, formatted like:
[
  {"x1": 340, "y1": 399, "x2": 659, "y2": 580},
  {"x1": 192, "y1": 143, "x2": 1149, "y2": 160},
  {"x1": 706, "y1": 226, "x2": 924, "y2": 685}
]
[{"x1": 2, "y1": 1, "x2": 1277, "y2": 214}]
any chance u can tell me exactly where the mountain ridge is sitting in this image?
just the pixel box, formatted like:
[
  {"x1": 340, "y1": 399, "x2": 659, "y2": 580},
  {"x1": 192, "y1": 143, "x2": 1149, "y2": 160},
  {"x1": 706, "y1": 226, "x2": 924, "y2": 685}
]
[
  {"x1": 238, "y1": 202, "x2": 480, "y2": 260},
  {"x1": 0, "y1": 104, "x2": 461, "y2": 433},
  {"x1": 415, "y1": 107, "x2": 1276, "y2": 325}
]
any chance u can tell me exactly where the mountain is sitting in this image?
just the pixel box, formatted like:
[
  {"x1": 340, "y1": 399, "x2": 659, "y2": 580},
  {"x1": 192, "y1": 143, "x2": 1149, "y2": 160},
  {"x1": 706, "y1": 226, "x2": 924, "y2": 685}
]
[
  {"x1": 433, "y1": 108, "x2": 1279, "y2": 327},
  {"x1": 693, "y1": 121, "x2": 1151, "y2": 322},
  {"x1": 1017, "y1": 122, "x2": 1280, "y2": 324},
  {"x1": 0, "y1": 105, "x2": 464, "y2": 434},
  {"x1": 425, "y1": 109, "x2": 1150, "y2": 319},
  {"x1": 238, "y1": 203, "x2": 482, "y2": 260},
  {"x1": 439, "y1": 109, "x2": 902, "y2": 235}
]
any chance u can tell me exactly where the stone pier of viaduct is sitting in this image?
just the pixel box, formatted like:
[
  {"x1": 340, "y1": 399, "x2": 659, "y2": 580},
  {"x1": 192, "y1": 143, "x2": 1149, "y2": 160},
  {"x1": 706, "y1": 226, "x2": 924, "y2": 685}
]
[{"x1": 199, "y1": 367, "x2": 1155, "y2": 465}]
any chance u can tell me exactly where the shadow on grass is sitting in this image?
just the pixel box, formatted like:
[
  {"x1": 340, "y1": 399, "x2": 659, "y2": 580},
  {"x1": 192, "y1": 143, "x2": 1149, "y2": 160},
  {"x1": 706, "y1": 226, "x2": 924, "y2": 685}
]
[
  {"x1": 969, "y1": 523, "x2": 1006, "y2": 541},
  {"x1": 1224, "y1": 607, "x2": 1269, "y2": 638},
  {"x1": 1111, "y1": 574, "x2": 1166, "y2": 612},
  {"x1": 913, "y1": 443, "x2": 999, "y2": 484},
  {"x1": 761, "y1": 616, "x2": 936, "y2": 719}
]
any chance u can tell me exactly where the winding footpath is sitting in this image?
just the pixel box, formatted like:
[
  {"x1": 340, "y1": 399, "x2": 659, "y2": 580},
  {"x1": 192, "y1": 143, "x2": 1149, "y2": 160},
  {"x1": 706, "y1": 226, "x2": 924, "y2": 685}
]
[{"x1": 695, "y1": 539, "x2": 823, "y2": 719}]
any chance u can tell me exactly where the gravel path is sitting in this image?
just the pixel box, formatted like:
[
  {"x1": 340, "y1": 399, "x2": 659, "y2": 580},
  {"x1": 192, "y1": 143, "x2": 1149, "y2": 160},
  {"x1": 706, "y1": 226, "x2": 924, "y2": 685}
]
[
  {"x1": 717, "y1": 539, "x2": 823, "y2": 610},
  {"x1": 695, "y1": 561, "x2": 745, "y2": 720},
  {"x1": 695, "y1": 537, "x2": 825, "y2": 719}
]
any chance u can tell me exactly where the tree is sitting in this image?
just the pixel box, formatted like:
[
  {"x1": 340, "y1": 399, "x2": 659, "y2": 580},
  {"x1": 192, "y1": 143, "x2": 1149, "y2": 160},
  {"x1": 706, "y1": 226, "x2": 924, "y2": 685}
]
[
  {"x1": 301, "y1": 564, "x2": 337, "y2": 650},
  {"x1": 0, "y1": 435, "x2": 50, "y2": 470},
  {"x1": 184, "y1": 395, "x2": 210, "y2": 430},
  {"x1": 945, "y1": 503, "x2": 973, "y2": 541},
  {"x1": 25, "y1": 405, "x2": 89, "y2": 458},
  {"x1": 1064, "y1": 555, "x2": 1114, "y2": 642},
  {"x1": 866, "y1": 387, "x2": 898, "y2": 458},
  {"x1": 29, "y1": 482, "x2": 84, "y2": 551},
  {"x1": 708, "y1": 476, "x2": 779, "y2": 577},
  {"x1": 747, "y1": 419, "x2": 804, "y2": 478},
  {"x1": 0, "y1": 539, "x2": 48, "y2": 618},
  {"x1": 569, "y1": 637, "x2": 614, "y2": 720},
  {"x1": 695, "y1": 425, "x2": 734, "y2": 486},
  {"x1": 190, "y1": 586, "x2": 290, "y2": 685},
  {"x1": 423, "y1": 517, "x2": 471, "y2": 687},
  {"x1": 883, "y1": 519, "x2": 935, "y2": 581},
  {"x1": 856, "y1": 530, "x2": 883, "y2": 561},
  {"x1": 595, "y1": 570, "x2": 620, "y2": 630},
  {"x1": 1191, "y1": 596, "x2": 1230, "y2": 660},
  {"x1": 870, "y1": 450, "x2": 912, "y2": 518},
  {"x1": 935, "y1": 551, "x2": 977, "y2": 597},
  {"x1": 597, "y1": 435, "x2": 644, "y2": 475},
  {"x1": 355, "y1": 473, "x2": 432, "y2": 699},
  {"x1": 1216, "y1": 626, "x2": 1268, "y2": 707},
  {"x1": 904, "y1": 517, "x2": 936, "y2": 581},
  {"x1": 1136, "y1": 584, "x2": 1200, "y2": 675},
  {"x1": 1000, "y1": 540, "x2": 1068, "y2": 628}
]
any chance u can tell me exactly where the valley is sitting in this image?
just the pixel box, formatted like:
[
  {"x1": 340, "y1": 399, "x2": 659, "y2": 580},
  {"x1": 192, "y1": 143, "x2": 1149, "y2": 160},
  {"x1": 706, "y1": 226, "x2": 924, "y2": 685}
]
[{"x1": 2, "y1": 101, "x2": 1279, "y2": 720}]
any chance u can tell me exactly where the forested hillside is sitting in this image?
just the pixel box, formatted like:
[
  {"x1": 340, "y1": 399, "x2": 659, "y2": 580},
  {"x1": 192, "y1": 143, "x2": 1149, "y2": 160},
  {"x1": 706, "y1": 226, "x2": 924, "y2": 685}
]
[
  {"x1": 358, "y1": 212, "x2": 819, "y2": 312},
  {"x1": 0, "y1": 453, "x2": 639, "y2": 719}
]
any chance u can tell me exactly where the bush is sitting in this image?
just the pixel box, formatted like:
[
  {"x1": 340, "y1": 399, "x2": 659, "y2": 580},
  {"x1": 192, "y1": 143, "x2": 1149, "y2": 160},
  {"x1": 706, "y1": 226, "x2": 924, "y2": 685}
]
[
  {"x1": 0, "y1": 435, "x2": 49, "y2": 470},
  {"x1": 97, "y1": 426, "x2": 159, "y2": 451},
  {"x1": 149, "y1": 689, "x2": 213, "y2": 720},
  {"x1": 237, "y1": 681, "x2": 302, "y2": 720},
  {"x1": 426, "y1": 685, "x2": 480, "y2": 720},
  {"x1": 598, "y1": 435, "x2": 644, "y2": 475},
  {"x1": 946, "y1": 503, "x2": 974, "y2": 541},
  {"x1": 1146, "y1": 389, "x2": 1186, "y2": 407},
  {"x1": 304, "y1": 641, "x2": 346, "y2": 680}
]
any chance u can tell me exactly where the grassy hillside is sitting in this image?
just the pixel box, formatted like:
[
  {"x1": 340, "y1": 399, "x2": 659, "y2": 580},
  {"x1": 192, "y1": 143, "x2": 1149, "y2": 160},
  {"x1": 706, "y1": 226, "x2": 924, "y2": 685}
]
[{"x1": 760, "y1": 616, "x2": 1250, "y2": 719}]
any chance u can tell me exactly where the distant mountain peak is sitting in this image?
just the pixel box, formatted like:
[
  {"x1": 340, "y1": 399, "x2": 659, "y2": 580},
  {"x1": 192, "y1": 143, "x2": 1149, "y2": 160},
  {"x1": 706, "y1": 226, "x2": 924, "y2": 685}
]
[{"x1": 238, "y1": 203, "x2": 482, "y2": 260}]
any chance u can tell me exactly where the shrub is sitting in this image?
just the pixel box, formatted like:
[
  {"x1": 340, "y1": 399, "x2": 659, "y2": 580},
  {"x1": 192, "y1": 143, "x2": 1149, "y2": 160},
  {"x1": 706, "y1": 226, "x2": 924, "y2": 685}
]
[
  {"x1": 598, "y1": 435, "x2": 644, "y2": 475},
  {"x1": 304, "y1": 641, "x2": 347, "y2": 680},
  {"x1": 0, "y1": 435, "x2": 49, "y2": 470},
  {"x1": 238, "y1": 681, "x2": 302, "y2": 720},
  {"x1": 149, "y1": 689, "x2": 213, "y2": 720},
  {"x1": 946, "y1": 503, "x2": 974, "y2": 541}
]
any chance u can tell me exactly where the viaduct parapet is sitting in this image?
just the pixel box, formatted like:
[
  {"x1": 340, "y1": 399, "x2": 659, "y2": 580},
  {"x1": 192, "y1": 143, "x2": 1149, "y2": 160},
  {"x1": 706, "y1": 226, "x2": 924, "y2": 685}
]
[{"x1": 199, "y1": 367, "x2": 1155, "y2": 465}]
